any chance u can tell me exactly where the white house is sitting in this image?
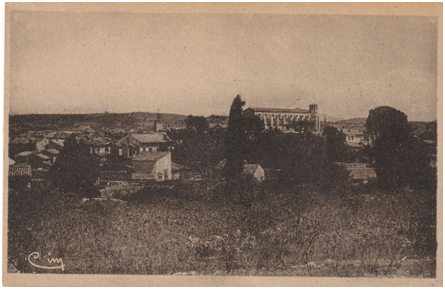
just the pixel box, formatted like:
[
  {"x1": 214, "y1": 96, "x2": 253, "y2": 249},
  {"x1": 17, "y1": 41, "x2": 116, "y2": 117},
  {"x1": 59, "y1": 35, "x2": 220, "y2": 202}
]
[
  {"x1": 342, "y1": 129, "x2": 371, "y2": 146},
  {"x1": 129, "y1": 151, "x2": 172, "y2": 181}
]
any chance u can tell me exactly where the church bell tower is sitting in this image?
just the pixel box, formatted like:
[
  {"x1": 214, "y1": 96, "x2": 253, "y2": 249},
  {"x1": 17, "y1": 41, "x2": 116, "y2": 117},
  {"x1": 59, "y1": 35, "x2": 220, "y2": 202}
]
[
  {"x1": 154, "y1": 111, "x2": 163, "y2": 132},
  {"x1": 309, "y1": 104, "x2": 320, "y2": 131}
]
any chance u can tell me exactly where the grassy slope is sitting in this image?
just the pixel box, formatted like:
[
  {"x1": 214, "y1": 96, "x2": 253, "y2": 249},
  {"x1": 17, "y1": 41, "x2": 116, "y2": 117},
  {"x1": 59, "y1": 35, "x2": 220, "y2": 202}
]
[{"x1": 9, "y1": 184, "x2": 436, "y2": 277}]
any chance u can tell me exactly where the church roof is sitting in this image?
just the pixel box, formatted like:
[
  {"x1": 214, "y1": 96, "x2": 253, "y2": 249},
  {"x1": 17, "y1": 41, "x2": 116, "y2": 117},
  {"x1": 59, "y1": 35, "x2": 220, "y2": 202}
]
[{"x1": 248, "y1": 107, "x2": 310, "y2": 114}]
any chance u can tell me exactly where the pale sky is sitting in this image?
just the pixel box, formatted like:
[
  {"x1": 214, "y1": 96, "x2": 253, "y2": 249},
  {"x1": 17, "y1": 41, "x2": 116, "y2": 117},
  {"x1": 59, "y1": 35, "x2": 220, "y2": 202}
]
[{"x1": 9, "y1": 12, "x2": 438, "y2": 121}]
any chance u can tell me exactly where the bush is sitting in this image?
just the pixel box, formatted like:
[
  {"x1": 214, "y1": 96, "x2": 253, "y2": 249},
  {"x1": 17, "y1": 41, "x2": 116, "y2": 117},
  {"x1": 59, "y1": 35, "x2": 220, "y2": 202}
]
[
  {"x1": 317, "y1": 164, "x2": 352, "y2": 198},
  {"x1": 224, "y1": 175, "x2": 259, "y2": 208},
  {"x1": 8, "y1": 175, "x2": 31, "y2": 191}
]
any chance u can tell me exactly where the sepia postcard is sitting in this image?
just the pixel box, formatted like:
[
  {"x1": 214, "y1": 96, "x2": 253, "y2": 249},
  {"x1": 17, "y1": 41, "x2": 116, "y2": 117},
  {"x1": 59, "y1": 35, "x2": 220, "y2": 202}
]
[{"x1": 3, "y1": 3, "x2": 443, "y2": 287}]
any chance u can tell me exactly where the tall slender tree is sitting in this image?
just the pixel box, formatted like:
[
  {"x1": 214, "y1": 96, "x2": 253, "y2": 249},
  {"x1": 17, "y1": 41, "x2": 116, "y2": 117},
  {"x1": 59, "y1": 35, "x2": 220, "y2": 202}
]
[{"x1": 224, "y1": 95, "x2": 246, "y2": 182}]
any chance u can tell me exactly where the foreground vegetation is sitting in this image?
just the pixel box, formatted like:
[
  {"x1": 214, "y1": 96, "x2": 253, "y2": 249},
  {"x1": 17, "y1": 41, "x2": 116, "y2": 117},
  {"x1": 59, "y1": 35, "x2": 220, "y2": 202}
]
[{"x1": 8, "y1": 180, "x2": 436, "y2": 277}]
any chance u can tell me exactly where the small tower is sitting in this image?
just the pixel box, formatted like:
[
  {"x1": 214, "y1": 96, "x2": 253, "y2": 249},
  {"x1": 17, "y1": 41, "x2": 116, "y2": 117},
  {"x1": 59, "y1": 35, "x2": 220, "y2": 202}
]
[
  {"x1": 154, "y1": 110, "x2": 163, "y2": 132},
  {"x1": 309, "y1": 104, "x2": 320, "y2": 131},
  {"x1": 309, "y1": 104, "x2": 318, "y2": 116}
]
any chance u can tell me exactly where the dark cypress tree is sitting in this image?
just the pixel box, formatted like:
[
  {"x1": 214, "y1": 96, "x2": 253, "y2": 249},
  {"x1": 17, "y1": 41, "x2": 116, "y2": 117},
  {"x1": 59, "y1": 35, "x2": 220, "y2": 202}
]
[{"x1": 224, "y1": 95, "x2": 246, "y2": 182}]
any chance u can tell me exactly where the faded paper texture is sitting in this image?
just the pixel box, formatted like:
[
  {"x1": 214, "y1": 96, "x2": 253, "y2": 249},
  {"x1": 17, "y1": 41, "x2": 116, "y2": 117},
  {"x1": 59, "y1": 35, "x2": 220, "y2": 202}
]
[{"x1": 3, "y1": 2, "x2": 443, "y2": 287}]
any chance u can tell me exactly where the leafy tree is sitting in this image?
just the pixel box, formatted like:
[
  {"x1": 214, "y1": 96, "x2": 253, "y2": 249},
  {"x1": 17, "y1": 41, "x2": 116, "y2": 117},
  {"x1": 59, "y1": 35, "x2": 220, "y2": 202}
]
[
  {"x1": 48, "y1": 134, "x2": 100, "y2": 198},
  {"x1": 168, "y1": 128, "x2": 226, "y2": 176},
  {"x1": 243, "y1": 114, "x2": 265, "y2": 140},
  {"x1": 287, "y1": 120, "x2": 312, "y2": 134},
  {"x1": 323, "y1": 125, "x2": 347, "y2": 163},
  {"x1": 184, "y1": 115, "x2": 209, "y2": 133},
  {"x1": 366, "y1": 106, "x2": 411, "y2": 144},
  {"x1": 8, "y1": 175, "x2": 31, "y2": 191},
  {"x1": 249, "y1": 130, "x2": 334, "y2": 186},
  {"x1": 365, "y1": 106, "x2": 410, "y2": 187},
  {"x1": 365, "y1": 106, "x2": 434, "y2": 189}
]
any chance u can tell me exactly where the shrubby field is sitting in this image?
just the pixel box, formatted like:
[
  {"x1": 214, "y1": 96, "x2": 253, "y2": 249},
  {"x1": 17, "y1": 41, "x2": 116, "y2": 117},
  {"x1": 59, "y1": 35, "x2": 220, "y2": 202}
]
[{"x1": 8, "y1": 180, "x2": 436, "y2": 277}]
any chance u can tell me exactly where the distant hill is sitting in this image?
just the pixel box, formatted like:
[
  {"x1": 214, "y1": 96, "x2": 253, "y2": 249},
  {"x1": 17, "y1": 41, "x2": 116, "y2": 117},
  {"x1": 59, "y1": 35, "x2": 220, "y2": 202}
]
[
  {"x1": 319, "y1": 113, "x2": 343, "y2": 123},
  {"x1": 9, "y1": 112, "x2": 234, "y2": 137},
  {"x1": 330, "y1": 118, "x2": 437, "y2": 139},
  {"x1": 333, "y1": 118, "x2": 367, "y2": 126},
  {"x1": 9, "y1": 112, "x2": 187, "y2": 135},
  {"x1": 207, "y1": 115, "x2": 228, "y2": 124},
  {"x1": 331, "y1": 118, "x2": 367, "y2": 130}
]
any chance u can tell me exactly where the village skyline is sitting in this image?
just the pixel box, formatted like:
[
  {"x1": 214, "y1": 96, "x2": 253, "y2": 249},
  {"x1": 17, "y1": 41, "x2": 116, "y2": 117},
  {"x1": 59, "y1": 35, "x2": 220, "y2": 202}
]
[{"x1": 7, "y1": 107, "x2": 438, "y2": 124}]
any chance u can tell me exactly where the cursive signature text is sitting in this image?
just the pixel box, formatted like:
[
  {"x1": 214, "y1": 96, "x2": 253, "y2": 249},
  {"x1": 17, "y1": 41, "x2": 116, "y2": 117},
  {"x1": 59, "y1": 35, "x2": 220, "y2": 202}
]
[{"x1": 28, "y1": 252, "x2": 65, "y2": 271}]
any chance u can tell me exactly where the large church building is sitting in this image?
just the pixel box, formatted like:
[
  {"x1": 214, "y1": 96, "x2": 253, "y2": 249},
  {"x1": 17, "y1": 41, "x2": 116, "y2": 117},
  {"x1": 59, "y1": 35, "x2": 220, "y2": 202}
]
[{"x1": 244, "y1": 104, "x2": 320, "y2": 132}]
